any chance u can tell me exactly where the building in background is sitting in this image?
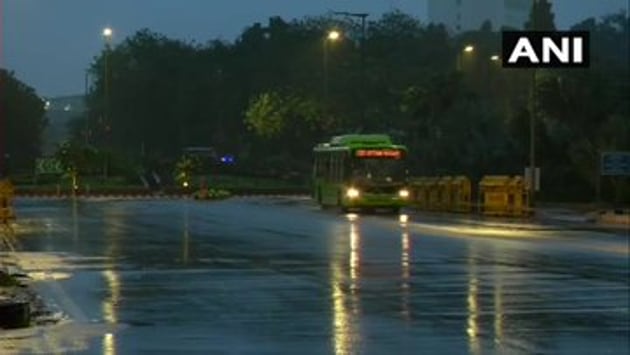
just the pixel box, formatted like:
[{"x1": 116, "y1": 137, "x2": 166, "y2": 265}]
[{"x1": 428, "y1": 0, "x2": 530, "y2": 33}]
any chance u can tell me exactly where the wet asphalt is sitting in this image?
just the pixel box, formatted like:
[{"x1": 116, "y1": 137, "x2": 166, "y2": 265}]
[{"x1": 1, "y1": 197, "x2": 628, "y2": 354}]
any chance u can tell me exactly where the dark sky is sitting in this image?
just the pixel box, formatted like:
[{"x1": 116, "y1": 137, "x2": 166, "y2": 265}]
[{"x1": 3, "y1": 0, "x2": 628, "y2": 97}]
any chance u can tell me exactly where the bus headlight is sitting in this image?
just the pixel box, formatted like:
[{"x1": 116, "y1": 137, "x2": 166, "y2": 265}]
[
  {"x1": 346, "y1": 187, "x2": 360, "y2": 199},
  {"x1": 398, "y1": 189, "x2": 410, "y2": 198}
]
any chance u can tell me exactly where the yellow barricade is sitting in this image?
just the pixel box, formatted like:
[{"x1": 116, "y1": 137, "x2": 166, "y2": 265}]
[
  {"x1": 451, "y1": 176, "x2": 472, "y2": 213},
  {"x1": 438, "y1": 176, "x2": 453, "y2": 211},
  {"x1": 425, "y1": 177, "x2": 441, "y2": 211},
  {"x1": 409, "y1": 177, "x2": 430, "y2": 210},
  {"x1": 478, "y1": 175, "x2": 511, "y2": 216},
  {"x1": 479, "y1": 175, "x2": 529, "y2": 217},
  {"x1": 508, "y1": 176, "x2": 529, "y2": 216}
]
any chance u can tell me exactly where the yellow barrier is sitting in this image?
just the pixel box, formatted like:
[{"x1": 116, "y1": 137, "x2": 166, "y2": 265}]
[
  {"x1": 425, "y1": 177, "x2": 441, "y2": 211},
  {"x1": 411, "y1": 176, "x2": 472, "y2": 213},
  {"x1": 0, "y1": 180, "x2": 16, "y2": 223},
  {"x1": 438, "y1": 176, "x2": 453, "y2": 211},
  {"x1": 409, "y1": 177, "x2": 430, "y2": 210},
  {"x1": 478, "y1": 175, "x2": 529, "y2": 217},
  {"x1": 451, "y1": 176, "x2": 472, "y2": 213},
  {"x1": 508, "y1": 176, "x2": 529, "y2": 216},
  {"x1": 411, "y1": 175, "x2": 527, "y2": 217}
]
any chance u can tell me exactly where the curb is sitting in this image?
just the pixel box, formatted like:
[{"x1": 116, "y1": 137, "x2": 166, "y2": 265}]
[{"x1": 15, "y1": 193, "x2": 310, "y2": 201}]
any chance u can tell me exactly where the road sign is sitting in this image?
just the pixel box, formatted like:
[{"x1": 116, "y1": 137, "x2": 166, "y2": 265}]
[
  {"x1": 35, "y1": 158, "x2": 63, "y2": 175},
  {"x1": 601, "y1": 151, "x2": 630, "y2": 176}
]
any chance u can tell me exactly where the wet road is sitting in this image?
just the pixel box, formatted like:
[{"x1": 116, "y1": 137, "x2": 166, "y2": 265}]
[{"x1": 2, "y1": 197, "x2": 629, "y2": 354}]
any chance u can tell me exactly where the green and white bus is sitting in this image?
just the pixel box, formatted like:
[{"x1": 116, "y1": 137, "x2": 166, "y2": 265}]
[{"x1": 313, "y1": 134, "x2": 410, "y2": 212}]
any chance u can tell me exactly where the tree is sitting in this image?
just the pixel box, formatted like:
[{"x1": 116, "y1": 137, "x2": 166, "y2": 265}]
[
  {"x1": 525, "y1": 0, "x2": 556, "y2": 30},
  {"x1": 0, "y1": 69, "x2": 47, "y2": 174},
  {"x1": 55, "y1": 140, "x2": 98, "y2": 189},
  {"x1": 535, "y1": 12, "x2": 629, "y2": 201}
]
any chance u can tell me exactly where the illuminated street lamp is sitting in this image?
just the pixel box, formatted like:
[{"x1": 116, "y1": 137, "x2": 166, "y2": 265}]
[
  {"x1": 333, "y1": 11, "x2": 369, "y2": 123},
  {"x1": 102, "y1": 26, "x2": 114, "y2": 178},
  {"x1": 323, "y1": 30, "x2": 342, "y2": 105},
  {"x1": 328, "y1": 30, "x2": 341, "y2": 41},
  {"x1": 490, "y1": 55, "x2": 500, "y2": 61},
  {"x1": 457, "y1": 44, "x2": 475, "y2": 71},
  {"x1": 102, "y1": 27, "x2": 113, "y2": 39}
]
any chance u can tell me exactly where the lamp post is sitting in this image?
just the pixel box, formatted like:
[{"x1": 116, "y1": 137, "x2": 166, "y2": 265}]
[
  {"x1": 84, "y1": 70, "x2": 91, "y2": 145},
  {"x1": 102, "y1": 27, "x2": 113, "y2": 179},
  {"x1": 333, "y1": 11, "x2": 369, "y2": 123},
  {"x1": 457, "y1": 45, "x2": 475, "y2": 71},
  {"x1": 323, "y1": 30, "x2": 341, "y2": 107}
]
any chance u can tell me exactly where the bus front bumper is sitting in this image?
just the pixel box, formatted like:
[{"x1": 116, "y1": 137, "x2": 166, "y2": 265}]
[{"x1": 342, "y1": 194, "x2": 409, "y2": 209}]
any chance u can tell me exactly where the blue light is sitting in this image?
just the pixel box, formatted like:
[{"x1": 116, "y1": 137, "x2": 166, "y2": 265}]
[{"x1": 220, "y1": 155, "x2": 235, "y2": 164}]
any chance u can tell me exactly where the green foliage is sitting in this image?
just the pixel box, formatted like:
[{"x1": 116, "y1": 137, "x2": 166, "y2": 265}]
[
  {"x1": 245, "y1": 91, "x2": 324, "y2": 139},
  {"x1": 174, "y1": 154, "x2": 201, "y2": 185},
  {"x1": 54, "y1": 140, "x2": 98, "y2": 175},
  {"x1": 534, "y1": 12, "x2": 629, "y2": 199},
  {"x1": 245, "y1": 92, "x2": 288, "y2": 138}
]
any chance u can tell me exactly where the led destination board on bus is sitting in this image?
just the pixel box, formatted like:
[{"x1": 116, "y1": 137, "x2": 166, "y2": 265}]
[{"x1": 355, "y1": 149, "x2": 403, "y2": 159}]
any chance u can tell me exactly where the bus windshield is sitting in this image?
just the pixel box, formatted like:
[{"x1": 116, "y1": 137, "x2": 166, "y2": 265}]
[{"x1": 351, "y1": 157, "x2": 406, "y2": 183}]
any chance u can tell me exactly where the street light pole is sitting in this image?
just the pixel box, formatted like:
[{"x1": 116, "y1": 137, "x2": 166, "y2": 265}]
[
  {"x1": 84, "y1": 70, "x2": 91, "y2": 145},
  {"x1": 102, "y1": 27, "x2": 113, "y2": 179},
  {"x1": 457, "y1": 45, "x2": 475, "y2": 71},
  {"x1": 323, "y1": 30, "x2": 340, "y2": 107},
  {"x1": 333, "y1": 12, "x2": 369, "y2": 124}
]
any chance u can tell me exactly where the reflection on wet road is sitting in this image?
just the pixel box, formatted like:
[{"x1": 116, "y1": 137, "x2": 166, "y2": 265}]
[{"x1": 2, "y1": 197, "x2": 629, "y2": 354}]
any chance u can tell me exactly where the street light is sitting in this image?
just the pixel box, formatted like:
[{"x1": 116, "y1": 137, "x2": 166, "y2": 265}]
[
  {"x1": 457, "y1": 44, "x2": 475, "y2": 71},
  {"x1": 323, "y1": 30, "x2": 341, "y2": 107},
  {"x1": 103, "y1": 27, "x2": 113, "y2": 39},
  {"x1": 490, "y1": 55, "x2": 500, "y2": 61},
  {"x1": 332, "y1": 11, "x2": 369, "y2": 123},
  {"x1": 328, "y1": 30, "x2": 340, "y2": 41},
  {"x1": 102, "y1": 27, "x2": 113, "y2": 179}
]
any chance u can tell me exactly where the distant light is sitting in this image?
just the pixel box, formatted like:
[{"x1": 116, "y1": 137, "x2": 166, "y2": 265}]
[
  {"x1": 44, "y1": 101, "x2": 51, "y2": 110},
  {"x1": 220, "y1": 155, "x2": 235, "y2": 164},
  {"x1": 399, "y1": 214, "x2": 409, "y2": 224},
  {"x1": 182, "y1": 181, "x2": 189, "y2": 188},
  {"x1": 103, "y1": 27, "x2": 113, "y2": 38},
  {"x1": 464, "y1": 45, "x2": 475, "y2": 53},
  {"x1": 328, "y1": 30, "x2": 341, "y2": 41},
  {"x1": 346, "y1": 187, "x2": 360, "y2": 199},
  {"x1": 398, "y1": 189, "x2": 410, "y2": 198},
  {"x1": 490, "y1": 55, "x2": 500, "y2": 61},
  {"x1": 64, "y1": 104, "x2": 72, "y2": 111}
]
